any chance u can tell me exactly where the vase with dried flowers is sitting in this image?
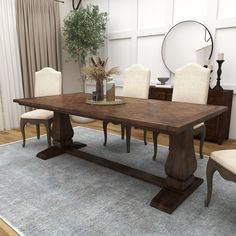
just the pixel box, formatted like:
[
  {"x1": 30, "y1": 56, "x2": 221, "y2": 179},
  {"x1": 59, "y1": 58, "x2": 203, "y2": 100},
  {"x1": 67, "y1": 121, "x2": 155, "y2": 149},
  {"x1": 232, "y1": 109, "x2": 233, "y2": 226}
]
[{"x1": 82, "y1": 56, "x2": 119, "y2": 101}]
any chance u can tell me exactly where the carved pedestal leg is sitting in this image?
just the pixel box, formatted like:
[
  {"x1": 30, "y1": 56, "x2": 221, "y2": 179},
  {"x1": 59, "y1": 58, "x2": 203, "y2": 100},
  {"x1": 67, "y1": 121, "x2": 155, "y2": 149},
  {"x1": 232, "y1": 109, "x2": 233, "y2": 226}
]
[
  {"x1": 37, "y1": 112, "x2": 86, "y2": 160},
  {"x1": 150, "y1": 127, "x2": 203, "y2": 214}
]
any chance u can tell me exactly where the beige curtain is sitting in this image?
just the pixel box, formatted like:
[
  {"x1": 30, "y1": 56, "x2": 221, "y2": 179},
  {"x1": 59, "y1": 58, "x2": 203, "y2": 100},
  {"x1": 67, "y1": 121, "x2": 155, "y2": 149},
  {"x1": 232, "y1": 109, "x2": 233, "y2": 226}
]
[{"x1": 16, "y1": 0, "x2": 61, "y2": 98}]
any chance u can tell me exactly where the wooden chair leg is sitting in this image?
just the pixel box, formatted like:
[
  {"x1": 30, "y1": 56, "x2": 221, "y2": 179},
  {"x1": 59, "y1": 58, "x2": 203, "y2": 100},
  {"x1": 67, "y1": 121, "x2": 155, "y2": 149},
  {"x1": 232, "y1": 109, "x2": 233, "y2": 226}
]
[
  {"x1": 36, "y1": 124, "x2": 40, "y2": 139},
  {"x1": 103, "y1": 121, "x2": 108, "y2": 146},
  {"x1": 143, "y1": 128, "x2": 147, "y2": 145},
  {"x1": 45, "y1": 121, "x2": 51, "y2": 147},
  {"x1": 121, "y1": 124, "x2": 125, "y2": 140},
  {"x1": 205, "y1": 159, "x2": 217, "y2": 207},
  {"x1": 152, "y1": 130, "x2": 159, "y2": 160},
  {"x1": 126, "y1": 125, "x2": 131, "y2": 153},
  {"x1": 199, "y1": 126, "x2": 206, "y2": 159},
  {"x1": 20, "y1": 119, "x2": 26, "y2": 148}
]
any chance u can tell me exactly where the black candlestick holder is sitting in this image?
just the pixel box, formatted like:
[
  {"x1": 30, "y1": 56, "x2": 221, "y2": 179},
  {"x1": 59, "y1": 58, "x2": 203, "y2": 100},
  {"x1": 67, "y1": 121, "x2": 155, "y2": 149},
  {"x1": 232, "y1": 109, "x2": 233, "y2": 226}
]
[
  {"x1": 209, "y1": 70, "x2": 213, "y2": 90},
  {"x1": 213, "y1": 60, "x2": 224, "y2": 91}
]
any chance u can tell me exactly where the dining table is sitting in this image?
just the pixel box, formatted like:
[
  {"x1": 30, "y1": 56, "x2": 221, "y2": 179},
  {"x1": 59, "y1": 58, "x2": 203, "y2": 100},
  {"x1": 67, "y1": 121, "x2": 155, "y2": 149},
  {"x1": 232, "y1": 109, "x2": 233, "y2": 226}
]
[{"x1": 14, "y1": 93, "x2": 227, "y2": 214}]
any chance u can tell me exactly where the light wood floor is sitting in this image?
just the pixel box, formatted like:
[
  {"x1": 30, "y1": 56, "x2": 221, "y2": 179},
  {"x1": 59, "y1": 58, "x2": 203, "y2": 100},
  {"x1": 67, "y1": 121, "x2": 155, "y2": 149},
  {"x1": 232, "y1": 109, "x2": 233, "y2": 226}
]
[
  {"x1": 0, "y1": 218, "x2": 19, "y2": 236},
  {"x1": 0, "y1": 120, "x2": 235, "y2": 156}
]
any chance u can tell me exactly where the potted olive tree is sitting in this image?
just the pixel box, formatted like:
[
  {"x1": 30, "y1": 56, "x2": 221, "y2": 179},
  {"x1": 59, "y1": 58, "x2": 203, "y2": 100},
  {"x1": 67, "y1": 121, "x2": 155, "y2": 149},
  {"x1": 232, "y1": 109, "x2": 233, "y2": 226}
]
[
  {"x1": 63, "y1": 4, "x2": 108, "y2": 123},
  {"x1": 63, "y1": 4, "x2": 108, "y2": 91}
]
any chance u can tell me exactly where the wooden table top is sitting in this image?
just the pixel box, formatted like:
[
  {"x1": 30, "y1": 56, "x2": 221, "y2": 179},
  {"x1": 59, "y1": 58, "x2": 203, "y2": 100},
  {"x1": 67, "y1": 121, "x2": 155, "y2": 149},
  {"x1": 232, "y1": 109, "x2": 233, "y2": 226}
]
[{"x1": 14, "y1": 93, "x2": 227, "y2": 134}]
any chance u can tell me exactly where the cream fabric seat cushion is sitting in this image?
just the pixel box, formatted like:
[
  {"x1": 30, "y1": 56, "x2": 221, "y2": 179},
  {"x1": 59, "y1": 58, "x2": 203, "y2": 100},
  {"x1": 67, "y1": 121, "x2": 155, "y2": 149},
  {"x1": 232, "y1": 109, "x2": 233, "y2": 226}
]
[
  {"x1": 211, "y1": 150, "x2": 236, "y2": 174},
  {"x1": 194, "y1": 122, "x2": 204, "y2": 130},
  {"x1": 21, "y1": 109, "x2": 53, "y2": 120}
]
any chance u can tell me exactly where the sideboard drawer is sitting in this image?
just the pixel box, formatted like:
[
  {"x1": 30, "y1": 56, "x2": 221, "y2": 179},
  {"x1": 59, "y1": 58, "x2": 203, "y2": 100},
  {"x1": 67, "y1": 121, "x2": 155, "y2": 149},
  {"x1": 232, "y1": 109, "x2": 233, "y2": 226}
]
[{"x1": 149, "y1": 87, "x2": 172, "y2": 101}]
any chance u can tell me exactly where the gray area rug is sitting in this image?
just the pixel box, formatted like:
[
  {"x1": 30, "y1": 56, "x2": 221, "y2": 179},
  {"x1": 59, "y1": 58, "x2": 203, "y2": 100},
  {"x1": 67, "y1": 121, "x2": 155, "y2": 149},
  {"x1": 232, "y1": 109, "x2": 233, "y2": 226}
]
[{"x1": 0, "y1": 127, "x2": 235, "y2": 236}]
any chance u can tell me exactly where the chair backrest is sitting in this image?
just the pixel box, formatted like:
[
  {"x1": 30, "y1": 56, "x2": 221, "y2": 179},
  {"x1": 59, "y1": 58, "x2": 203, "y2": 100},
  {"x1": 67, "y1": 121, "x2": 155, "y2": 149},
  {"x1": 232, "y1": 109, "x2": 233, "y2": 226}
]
[
  {"x1": 34, "y1": 67, "x2": 62, "y2": 97},
  {"x1": 123, "y1": 64, "x2": 151, "y2": 99},
  {"x1": 172, "y1": 63, "x2": 210, "y2": 105}
]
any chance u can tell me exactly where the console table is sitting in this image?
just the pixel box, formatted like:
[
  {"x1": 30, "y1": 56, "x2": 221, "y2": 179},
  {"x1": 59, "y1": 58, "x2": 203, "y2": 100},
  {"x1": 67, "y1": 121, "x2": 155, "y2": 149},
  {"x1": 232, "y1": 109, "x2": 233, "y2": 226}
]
[{"x1": 149, "y1": 86, "x2": 233, "y2": 145}]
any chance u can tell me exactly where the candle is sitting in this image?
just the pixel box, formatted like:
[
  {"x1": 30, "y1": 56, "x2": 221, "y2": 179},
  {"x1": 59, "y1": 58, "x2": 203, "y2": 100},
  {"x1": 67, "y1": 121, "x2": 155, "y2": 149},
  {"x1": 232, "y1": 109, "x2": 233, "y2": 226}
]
[
  {"x1": 217, "y1": 53, "x2": 224, "y2": 61},
  {"x1": 208, "y1": 64, "x2": 213, "y2": 70}
]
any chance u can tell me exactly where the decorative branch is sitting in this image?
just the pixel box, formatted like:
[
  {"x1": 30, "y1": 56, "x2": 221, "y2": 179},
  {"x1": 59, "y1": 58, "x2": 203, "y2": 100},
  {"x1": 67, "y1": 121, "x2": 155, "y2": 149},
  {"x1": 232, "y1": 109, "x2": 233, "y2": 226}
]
[{"x1": 82, "y1": 56, "x2": 119, "y2": 81}]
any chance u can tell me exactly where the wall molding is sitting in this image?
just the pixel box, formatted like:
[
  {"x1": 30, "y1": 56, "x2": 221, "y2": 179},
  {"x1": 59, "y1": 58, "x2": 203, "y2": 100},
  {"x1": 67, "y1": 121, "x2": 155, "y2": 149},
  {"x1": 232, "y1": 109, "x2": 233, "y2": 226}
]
[
  {"x1": 108, "y1": 31, "x2": 132, "y2": 40},
  {"x1": 137, "y1": 27, "x2": 166, "y2": 38},
  {"x1": 216, "y1": 18, "x2": 236, "y2": 29}
]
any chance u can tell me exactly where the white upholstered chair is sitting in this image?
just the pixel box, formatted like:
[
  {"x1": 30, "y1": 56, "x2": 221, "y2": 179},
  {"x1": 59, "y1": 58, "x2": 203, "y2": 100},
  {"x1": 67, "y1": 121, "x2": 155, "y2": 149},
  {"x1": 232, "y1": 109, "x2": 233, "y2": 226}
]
[
  {"x1": 103, "y1": 64, "x2": 151, "y2": 152},
  {"x1": 152, "y1": 63, "x2": 211, "y2": 160},
  {"x1": 122, "y1": 64, "x2": 151, "y2": 99},
  {"x1": 20, "y1": 67, "x2": 62, "y2": 147},
  {"x1": 205, "y1": 150, "x2": 236, "y2": 207}
]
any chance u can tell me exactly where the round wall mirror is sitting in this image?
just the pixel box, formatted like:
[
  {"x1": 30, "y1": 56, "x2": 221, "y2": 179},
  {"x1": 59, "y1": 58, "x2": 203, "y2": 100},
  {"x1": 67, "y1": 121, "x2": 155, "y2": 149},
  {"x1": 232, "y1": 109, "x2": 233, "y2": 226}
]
[{"x1": 161, "y1": 20, "x2": 213, "y2": 73}]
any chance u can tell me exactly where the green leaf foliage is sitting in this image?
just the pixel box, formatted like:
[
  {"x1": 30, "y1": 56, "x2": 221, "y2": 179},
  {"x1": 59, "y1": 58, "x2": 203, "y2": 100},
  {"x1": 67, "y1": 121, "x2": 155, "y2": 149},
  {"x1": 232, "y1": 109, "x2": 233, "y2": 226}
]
[{"x1": 63, "y1": 5, "x2": 108, "y2": 61}]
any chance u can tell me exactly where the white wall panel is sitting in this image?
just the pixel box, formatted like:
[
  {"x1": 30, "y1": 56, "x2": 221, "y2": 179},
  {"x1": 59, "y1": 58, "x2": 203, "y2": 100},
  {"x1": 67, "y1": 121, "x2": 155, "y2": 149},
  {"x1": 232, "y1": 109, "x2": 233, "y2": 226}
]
[
  {"x1": 173, "y1": 0, "x2": 208, "y2": 24},
  {"x1": 109, "y1": 0, "x2": 135, "y2": 33},
  {"x1": 137, "y1": 36, "x2": 170, "y2": 82},
  {"x1": 108, "y1": 39, "x2": 132, "y2": 77},
  {"x1": 218, "y1": 0, "x2": 236, "y2": 20},
  {"x1": 138, "y1": 0, "x2": 167, "y2": 30}
]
